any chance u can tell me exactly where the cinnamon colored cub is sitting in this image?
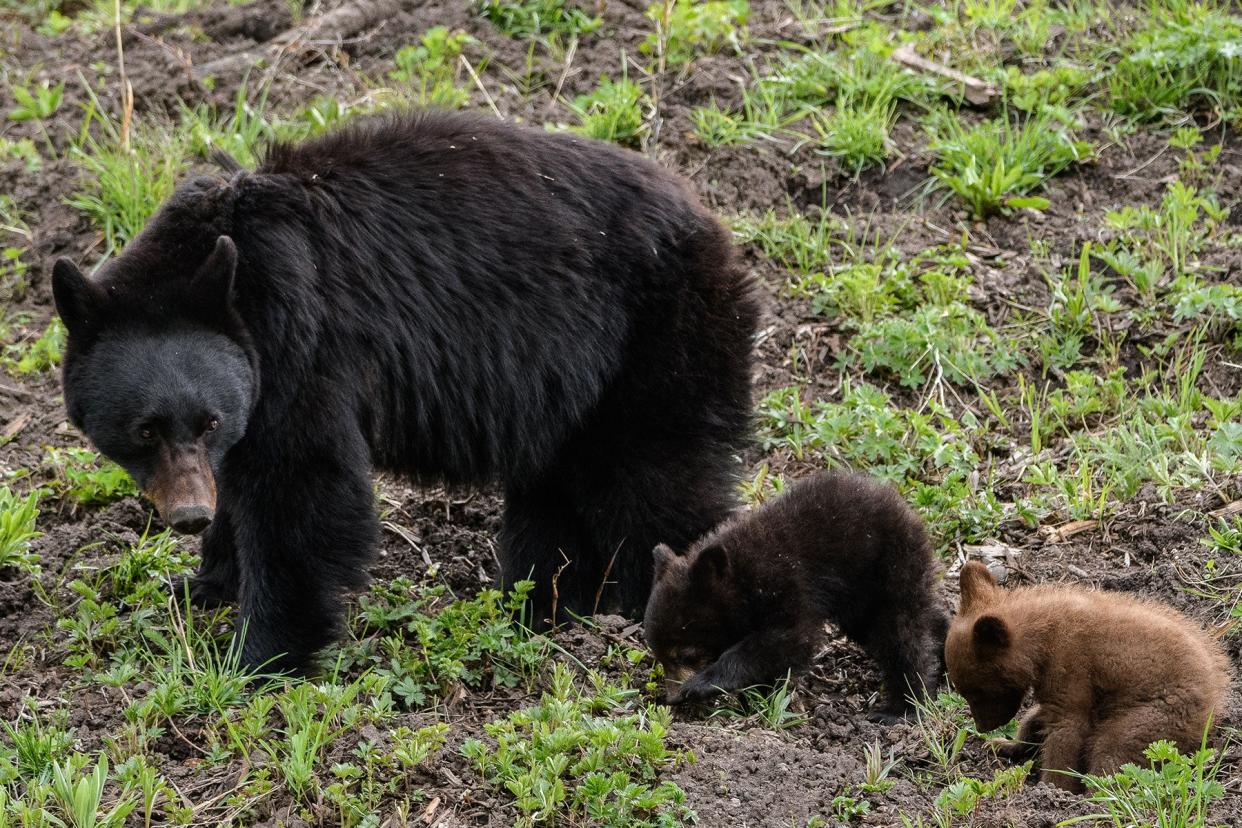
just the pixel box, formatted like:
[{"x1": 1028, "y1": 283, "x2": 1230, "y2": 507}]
[
  {"x1": 946, "y1": 561, "x2": 1230, "y2": 791},
  {"x1": 643, "y1": 471, "x2": 950, "y2": 721}
]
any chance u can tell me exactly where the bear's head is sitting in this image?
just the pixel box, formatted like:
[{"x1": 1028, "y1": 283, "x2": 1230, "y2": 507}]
[
  {"x1": 52, "y1": 181, "x2": 257, "y2": 535},
  {"x1": 643, "y1": 541, "x2": 745, "y2": 683},
  {"x1": 945, "y1": 561, "x2": 1032, "y2": 732}
]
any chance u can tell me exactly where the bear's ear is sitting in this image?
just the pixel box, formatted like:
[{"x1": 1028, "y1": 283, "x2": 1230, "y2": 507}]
[
  {"x1": 52, "y1": 258, "x2": 108, "y2": 338},
  {"x1": 189, "y1": 235, "x2": 238, "y2": 313},
  {"x1": 972, "y1": 614, "x2": 1010, "y2": 653},
  {"x1": 652, "y1": 543, "x2": 678, "y2": 582},
  {"x1": 691, "y1": 544, "x2": 730, "y2": 583},
  {"x1": 959, "y1": 560, "x2": 998, "y2": 613}
]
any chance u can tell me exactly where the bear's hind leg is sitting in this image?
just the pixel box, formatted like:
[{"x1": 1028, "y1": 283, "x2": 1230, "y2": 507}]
[
  {"x1": 500, "y1": 480, "x2": 594, "y2": 628},
  {"x1": 865, "y1": 608, "x2": 946, "y2": 721}
]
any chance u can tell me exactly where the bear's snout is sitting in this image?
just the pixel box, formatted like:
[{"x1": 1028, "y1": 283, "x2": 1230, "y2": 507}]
[
  {"x1": 166, "y1": 504, "x2": 213, "y2": 535},
  {"x1": 148, "y1": 443, "x2": 217, "y2": 535}
]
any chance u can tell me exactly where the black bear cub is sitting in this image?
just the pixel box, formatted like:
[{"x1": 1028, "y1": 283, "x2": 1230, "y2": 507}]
[
  {"x1": 51, "y1": 111, "x2": 756, "y2": 674},
  {"x1": 644, "y1": 471, "x2": 949, "y2": 721}
]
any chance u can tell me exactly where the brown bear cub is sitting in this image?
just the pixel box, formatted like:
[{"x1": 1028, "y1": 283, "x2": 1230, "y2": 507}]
[
  {"x1": 946, "y1": 561, "x2": 1230, "y2": 791},
  {"x1": 643, "y1": 471, "x2": 950, "y2": 722}
]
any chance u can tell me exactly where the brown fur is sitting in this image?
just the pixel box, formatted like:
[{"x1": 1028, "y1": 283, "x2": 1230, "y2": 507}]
[
  {"x1": 946, "y1": 561, "x2": 1230, "y2": 791},
  {"x1": 644, "y1": 471, "x2": 950, "y2": 721}
]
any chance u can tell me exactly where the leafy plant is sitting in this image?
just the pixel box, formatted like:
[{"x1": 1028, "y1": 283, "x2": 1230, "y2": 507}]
[
  {"x1": 571, "y1": 76, "x2": 648, "y2": 145},
  {"x1": 643, "y1": 0, "x2": 749, "y2": 67},
  {"x1": 925, "y1": 108, "x2": 1091, "y2": 217},
  {"x1": 477, "y1": 0, "x2": 601, "y2": 38},
  {"x1": 3, "y1": 317, "x2": 65, "y2": 376},
  {"x1": 390, "y1": 26, "x2": 476, "y2": 109},
  {"x1": 0, "y1": 485, "x2": 42, "y2": 576},
  {"x1": 44, "y1": 447, "x2": 139, "y2": 507},
  {"x1": 461, "y1": 664, "x2": 695, "y2": 827},
  {"x1": 1069, "y1": 738, "x2": 1226, "y2": 828}
]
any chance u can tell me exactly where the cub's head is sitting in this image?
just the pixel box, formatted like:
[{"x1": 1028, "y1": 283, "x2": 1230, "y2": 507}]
[
  {"x1": 643, "y1": 541, "x2": 745, "y2": 683},
  {"x1": 53, "y1": 229, "x2": 256, "y2": 535},
  {"x1": 944, "y1": 561, "x2": 1030, "y2": 731}
]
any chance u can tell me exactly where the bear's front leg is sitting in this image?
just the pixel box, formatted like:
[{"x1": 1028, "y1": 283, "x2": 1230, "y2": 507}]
[
  {"x1": 993, "y1": 704, "x2": 1047, "y2": 764},
  {"x1": 1038, "y1": 718, "x2": 1089, "y2": 792},
  {"x1": 225, "y1": 434, "x2": 377, "y2": 675},
  {"x1": 170, "y1": 510, "x2": 240, "y2": 609},
  {"x1": 668, "y1": 625, "x2": 816, "y2": 704}
]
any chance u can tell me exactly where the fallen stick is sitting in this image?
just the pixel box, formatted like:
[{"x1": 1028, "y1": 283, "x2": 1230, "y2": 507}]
[
  {"x1": 192, "y1": 0, "x2": 400, "y2": 81},
  {"x1": 890, "y1": 44, "x2": 998, "y2": 106}
]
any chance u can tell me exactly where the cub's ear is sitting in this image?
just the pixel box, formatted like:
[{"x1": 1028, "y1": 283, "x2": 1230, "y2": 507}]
[
  {"x1": 652, "y1": 543, "x2": 678, "y2": 582},
  {"x1": 972, "y1": 614, "x2": 1010, "y2": 653},
  {"x1": 691, "y1": 544, "x2": 730, "y2": 583},
  {"x1": 959, "y1": 560, "x2": 998, "y2": 613},
  {"x1": 189, "y1": 235, "x2": 238, "y2": 312},
  {"x1": 52, "y1": 258, "x2": 108, "y2": 337}
]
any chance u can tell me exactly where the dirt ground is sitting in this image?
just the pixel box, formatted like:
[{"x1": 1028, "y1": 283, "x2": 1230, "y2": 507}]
[{"x1": 1, "y1": 1, "x2": 1241, "y2": 825}]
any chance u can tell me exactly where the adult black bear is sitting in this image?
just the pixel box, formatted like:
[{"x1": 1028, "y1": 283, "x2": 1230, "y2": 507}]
[{"x1": 52, "y1": 111, "x2": 757, "y2": 674}]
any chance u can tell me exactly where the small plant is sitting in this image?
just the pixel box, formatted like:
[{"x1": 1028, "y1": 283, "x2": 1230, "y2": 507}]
[
  {"x1": 44, "y1": 447, "x2": 139, "y2": 507},
  {"x1": 859, "y1": 739, "x2": 899, "y2": 793},
  {"x1": 461, "y1": 664, "x2": 696, "y2": 827},
  {"x1": 49, "y1": 754, "x2": 135, "y2": 828},
  {"x1": 643, "y1": 0, "x2": 749, "y2": 67},
  {"x1": 925, "y1": 108, "x2": 1090, "y2": 217},
  {"x1": 711, "y1": 673, "x2": 807, "y2": 729},
  {"x1": 933, "y1": 763, "x2": 1029, "y2": 820},
  {"x1": 0, "y1": 485, "x2": 42, "y2": 576},
  {"x1": 7, "y1": 77, "x2": 63, "y2": 154},
  {"x1": 909, "y1": 690, "x2": 973, "y2": 783},
  {"x1": 813, "y1": 91, "x2": 895, "y2": 173},
  {"x1": 390, "y1": 26, "x2": 476, "y2": 109},
  {"x1": 4, "y1": 316, "x2": 65, "y2": 376},
  {"x1": 181, "y1": 83, "x2": 280, "y2": 167},
  {"x1": 477, "y1": 0, "x2": 601, "y2": 39},
  {"x1": 0, "y1": 705, "x2": 74, "y2": 782},
  {"x1": 571, "y1": 75, "x2": 648, "y2": 146},
  {"x1": 68, "y1": 95, "x2": 187, "y2": 255},
  {"x1": 1070, "y1": 738, "x2": 1226, "y2": 828}
]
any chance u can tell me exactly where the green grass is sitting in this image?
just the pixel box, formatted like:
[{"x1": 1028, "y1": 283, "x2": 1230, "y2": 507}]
[
  {"x1": 571, "y1": 75, "x2": 648, "y2": 146},
  {"x1": 925, "y1": 108, "x2": 1092, "y2": 217},
  {"x1": 44, "y1": 447, "x2": 139, "y2": 507},
  {"x1": 389, "y1": 26, "x2": 476, "y2": 109},
  {"x1": 461, "y1": 663, "x2": 695, "y2": 827},
  {"x1": 1070, "y1": 738, "x2": 1226, "y2": 828},
  {"x1": 478, "y1": 0, "x2": 601, "y2": 38},
  {"x1": 643, "y1": 0, "x2": 749, "y2": 67}
]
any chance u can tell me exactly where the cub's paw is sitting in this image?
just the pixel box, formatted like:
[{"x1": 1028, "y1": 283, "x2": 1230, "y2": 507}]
[
  {"x1": 166, "y1": 574, "x2": 237, "y2": 609},
  {"x1": 866, "y1": 709, "x2": 909, "y2": 726},
  {"x1": 992, "y1": 738, "x2": 1040, "y2": 763},
  {"x1": 667, "y1": 674, "x2": 725, "y2": 705}
]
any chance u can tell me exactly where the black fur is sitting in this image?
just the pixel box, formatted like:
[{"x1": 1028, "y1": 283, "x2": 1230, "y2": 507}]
[
  {"x1": 644, "y1": 471, "x2": 949, "y2": 721},
  {"x1": 53, "y1": 111, "x2": 757, "y2": 674}
]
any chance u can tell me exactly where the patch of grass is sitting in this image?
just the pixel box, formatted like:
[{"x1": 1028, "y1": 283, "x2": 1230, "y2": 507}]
[
  {"x1": 925, "y1": 108, "x2": 1091, "y2": 217},
  {"x1": 330, "y1": 578, "x2": 545, "y2": 708},
  {"x1": 571, "y1": 75, "x2": 648, "y2": 146},
  {"x1": 710, "y1": 673, "x2": 807, "y2": 729},
  {"x1": 390, "y1": 26, "x2": 476, "y2": 109},
  {"x1": 478, "y1": 0, "x2": 602, "y2": 39},
  {"x1": 643, "y1": 0, "x2": 749, "y2": 67},
  {"x1": 1107, "y1": 1, "x2": 1242, "y2": 121},
  {"x1": 1071, "y1": 737, "x2": 1226, "y2": 828},
  {"x1": 0, "y1": 704, "x2": 74, "y2": 782},
  {"x1": 181, "y1": 84, "x2": 280, "y2": 168},
  {"x1": 3, "y1": 316, "x2": 65, "y2": 376},
  {"x1": 461, "y1": 663, "x2": 696, "y2": 827},
  {"x1": 49, "y1": 754, "x2": 135, "y2": 828},
  {"x1": 0, "y1": 485, "x2": 42, "y2": 576},
  {"x1": 44, "y1": 447, "x2": 139, "y2": 507},
  {"x1": 67, "y1": 94, "x2": 187, "y2": 256},
  {"x1": 7, "y1": 76, "x2": 63, "y2": 154},
  {"x1": 813, "y1": 90, "x2": 896, "y2": 173},
  {"x1": 909, "y1": 690, "x2": 973, "y2": 785}
]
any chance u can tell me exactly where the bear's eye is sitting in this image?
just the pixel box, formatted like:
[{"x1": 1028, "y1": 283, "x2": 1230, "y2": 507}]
[
  {"x1": 206, "y1": 418, "x2": 220, "y2": 433},
  {"x1": 138, "y1": 426, "x2": 155, "y2": 442}
]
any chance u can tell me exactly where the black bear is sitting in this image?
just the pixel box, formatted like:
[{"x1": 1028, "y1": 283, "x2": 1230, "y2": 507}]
[
  {"x1": 644, "y1": 471, "x2": 949, "y2": 721},
  {"x1": 947, "y1": 561, "x2": 1230, "y2": 791},
  {"x1": 52, "y1": 111, "x2": 757, "y2": 674}
]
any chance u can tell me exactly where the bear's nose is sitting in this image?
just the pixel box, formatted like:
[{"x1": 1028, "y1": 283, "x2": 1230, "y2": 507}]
[{"x1": 167, "y1": 505, "x2": 213, "y2": 535}]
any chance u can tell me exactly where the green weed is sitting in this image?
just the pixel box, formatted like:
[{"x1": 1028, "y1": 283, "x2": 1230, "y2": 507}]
[
  {"x1": 478, "y1": 0, "x2": 601, "y2": 38},
  {"x1": 925, "y1": 108, "x2": 1091, "y2": 217},
  {"x1": 44, "y1": 447, "x2": 139, "y2": 507},
  {"x1": 3, "y1": 317, "x2": 65, "y2": 376},
  {"x1": 0, "y1": 485, "x2": 42, "y2": 576},
  {"x1": 461, "y1": 663, "x2": 695, "y2": 827},
  {"x1": 390, "y1": 26, "x2": 476, "y2": 109},
  {"x1": 571, "y1": 75, "x2": 648, "y2": 145},
  {"x1": 644, "y1": 0, "x2": 749, "y2": 67}
]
